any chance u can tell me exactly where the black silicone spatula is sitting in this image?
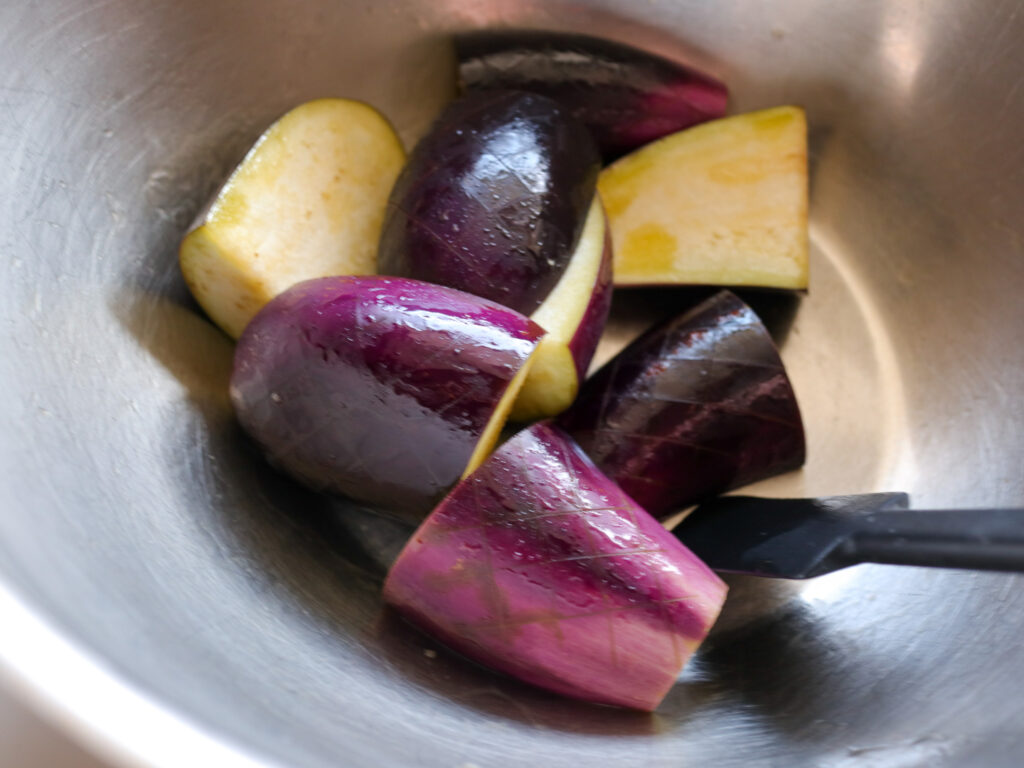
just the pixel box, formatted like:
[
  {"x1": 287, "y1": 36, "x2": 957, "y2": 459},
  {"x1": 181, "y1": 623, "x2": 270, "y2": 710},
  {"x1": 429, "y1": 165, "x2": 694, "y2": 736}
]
[{"x1": 675, "y1": 493, "x2": 1024, "y2": 578}]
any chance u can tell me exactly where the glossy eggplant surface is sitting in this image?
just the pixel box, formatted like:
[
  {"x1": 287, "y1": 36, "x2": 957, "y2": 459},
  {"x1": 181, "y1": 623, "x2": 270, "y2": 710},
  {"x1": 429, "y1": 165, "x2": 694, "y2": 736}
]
[
  {"x1": 378, "y1": 90, "x2": 600, "y2": 316},
  {"x1": 230, "y1": 275, "x2": 544, "y2": 515},
  {"x1": 384, "y1": 422, "x2": 727, "y2": 710},
  {"x1": 560, "y1": 291, "x2": 805, "y2": 517}
]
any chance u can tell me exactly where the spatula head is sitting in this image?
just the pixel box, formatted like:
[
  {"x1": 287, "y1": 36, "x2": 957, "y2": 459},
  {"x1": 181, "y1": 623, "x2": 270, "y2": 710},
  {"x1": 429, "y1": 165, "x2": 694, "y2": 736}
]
[{"x1": 676, "y1": 493, "x2": 910, "y2": 579}]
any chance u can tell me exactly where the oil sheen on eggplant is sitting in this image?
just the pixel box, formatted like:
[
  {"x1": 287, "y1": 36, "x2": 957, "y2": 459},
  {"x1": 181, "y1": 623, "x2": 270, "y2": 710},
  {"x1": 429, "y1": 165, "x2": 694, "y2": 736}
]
[
  {"x1": 377, "y1": 90, "x2": 600, "y2": 316},
  {"x1": 559, "y1": 291, "x2": 805, "y2": 518},
  {"x1": 456, "y1": 30, "x2": 728, "y2": 158},
  {"x1": 230, "y1": 276, "x2": 544, "y2": 516},
  {"x1": 383, "y1": 422, "x2": 727, "y2": 711}
]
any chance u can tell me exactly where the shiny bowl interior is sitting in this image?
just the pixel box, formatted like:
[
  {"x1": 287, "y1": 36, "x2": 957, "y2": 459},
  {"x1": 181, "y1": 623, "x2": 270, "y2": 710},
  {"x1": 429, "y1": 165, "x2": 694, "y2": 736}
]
[{"x1": 1, "y1": 1, "x2": 1023, "y2": 766}]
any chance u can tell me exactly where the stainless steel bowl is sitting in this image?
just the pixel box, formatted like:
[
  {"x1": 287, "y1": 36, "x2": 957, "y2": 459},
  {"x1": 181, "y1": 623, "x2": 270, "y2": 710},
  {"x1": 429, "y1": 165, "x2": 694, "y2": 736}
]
[{"x1": 1, "y1": 1, "x2": 1022, "y2": 766}]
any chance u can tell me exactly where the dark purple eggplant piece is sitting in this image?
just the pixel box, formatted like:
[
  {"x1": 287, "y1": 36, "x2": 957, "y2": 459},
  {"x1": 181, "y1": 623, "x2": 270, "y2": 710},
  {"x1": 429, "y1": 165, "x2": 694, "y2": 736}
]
[
  {"x1": 230, "y1": 275, "x2": 544, "y2": 516},
  {"x1": 559, "y1": 290, "x2": 805, "y2": 518},
  {"x1": 456, "y1": 30, "x2": 728, "y2": 158},
  {"x1": 383, "y1": 422, "x2": 727, "y2": 710},
  {"x1": 377, "y1": 90, "x2": 600, "y2": 317}
]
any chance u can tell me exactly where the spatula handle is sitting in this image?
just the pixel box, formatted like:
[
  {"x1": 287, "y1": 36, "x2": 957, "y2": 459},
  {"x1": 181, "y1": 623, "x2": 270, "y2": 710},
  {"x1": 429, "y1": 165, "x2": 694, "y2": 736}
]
[{"x1": 842, "y1": 508, "x2": 1024, "y2": 572}]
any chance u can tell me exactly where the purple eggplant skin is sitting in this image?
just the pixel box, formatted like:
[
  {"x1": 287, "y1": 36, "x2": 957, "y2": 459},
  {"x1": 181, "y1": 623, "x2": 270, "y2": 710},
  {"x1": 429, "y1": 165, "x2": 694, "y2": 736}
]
[
  {"x1": 559, "y1": 291, "x2": 805, "y2": 519},
  {"x1": 377, "y1": 90, "x2": 600, "y2": 317},
  {"x1": 456, "y1": 30, "x2": 729, "y2": 159},
  {"x1": 230, "y1": 275, "x2": 544, "y2": 516},
  {"x1": 383, "y1": 422, "x2": 727, "y2": 711}
]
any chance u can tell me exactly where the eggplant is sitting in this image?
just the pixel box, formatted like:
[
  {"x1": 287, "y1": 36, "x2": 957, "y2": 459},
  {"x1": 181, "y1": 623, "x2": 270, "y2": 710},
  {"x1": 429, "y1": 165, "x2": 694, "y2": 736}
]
[
  {"x1": 509, "y1": 197, "x2": 614, "y2": 421},
  {"x1": 598, "y1": 106, "x2": 809, "y2": 290},
  {"x1": 456, "y1": 30, "x2": 728, "y2": 158},
  {"x1": 230, "y1": 276, "x2": 544, "y2": 516},
  {"x1": 377, "y1": 90, "x2": 600, "y2": 317},
  {"x1": 559, "y1": 291, "x2": 805, "y2": 518},
  {"x1": 383, "y1": 422, "x2": 727, "y2": 710},
  {"x1": 180, "y1": 98, "x2": 405, "y2": 339}
]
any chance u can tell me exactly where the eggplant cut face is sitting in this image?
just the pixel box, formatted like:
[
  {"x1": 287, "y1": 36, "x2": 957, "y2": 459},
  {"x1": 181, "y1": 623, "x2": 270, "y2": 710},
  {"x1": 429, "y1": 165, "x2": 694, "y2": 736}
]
[
  {"x1": 180, "y1": 98, "x2": 405, "y2": 339},
  {"x1": 599, "y1": 107, "x2": 809, "y2": 290}
]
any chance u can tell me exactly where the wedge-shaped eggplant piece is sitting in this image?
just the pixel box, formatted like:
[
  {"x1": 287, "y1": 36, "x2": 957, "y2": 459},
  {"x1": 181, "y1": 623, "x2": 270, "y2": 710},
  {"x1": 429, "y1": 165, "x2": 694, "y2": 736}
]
[
  {"x1": 559, "y1": 291, "x2": 805, "y2": 518},
  {"x1": 384, "y1": 422, "x2": 727, "y2": 710},
  {"x1": 377, "y1": 90, "x2": 600, "y2": 317},
  {"x1": 181, "y1": 98, "x2": 405, "y2": 338},
  {"x1": 510, "y1": 197, "x2": 613, "y2": 421},
  {"x1": 456, "y1": 30, "x2": 728, "y2": 158},
  {"x1": 230, "y1": 276, "x2": 544, "y2": 516},
  {"x1": 599, "y1": 106, "x2": 809, "y2": 290}
]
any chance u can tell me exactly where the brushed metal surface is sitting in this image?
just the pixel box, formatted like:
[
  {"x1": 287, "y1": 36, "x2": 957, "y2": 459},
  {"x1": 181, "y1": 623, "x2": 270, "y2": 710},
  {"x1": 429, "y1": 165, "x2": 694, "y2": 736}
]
[{"x1": 1, "y1": 1, "x2": 1023, "y2": 767}]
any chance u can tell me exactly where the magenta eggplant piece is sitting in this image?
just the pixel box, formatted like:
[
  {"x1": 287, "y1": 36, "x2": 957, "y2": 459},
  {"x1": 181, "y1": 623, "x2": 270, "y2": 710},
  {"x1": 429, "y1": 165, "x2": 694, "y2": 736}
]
[
  {"x1": 377, "y1": 90, "x2": 600, "y2": 317},
  {"x1": 383, "y1": 422, "x2": 727, "y2": 711},
  {"x1": 230, "y1": 275, "x2": 544, "y2": 516},
  {"x1": 559, "y1": 291, "x2": 805, "y2": 518},
  {"x1": 456, "y1": 30, "x2": 729, "y2": 158}
]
